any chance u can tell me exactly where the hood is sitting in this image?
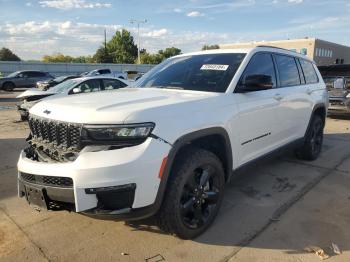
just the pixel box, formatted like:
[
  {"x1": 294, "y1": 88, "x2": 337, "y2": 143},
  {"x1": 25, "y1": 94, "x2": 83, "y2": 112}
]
[
  {"x1": 29, "y1": 88, "x2": 220, "y2": 124},
  {"x1": 17, "y1": 88, "x2": 56, "y2": 99},
  {"x1": 0, "y1": 76, "x2": 11, "y2": 81}
]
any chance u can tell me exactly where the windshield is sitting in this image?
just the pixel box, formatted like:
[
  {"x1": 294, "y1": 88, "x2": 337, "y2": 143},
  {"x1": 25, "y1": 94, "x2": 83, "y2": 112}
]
[
  {"x1": 6, "y1": 71, "x2": 20, "y2": 77},
  {"x1": 54, "y1": 76, "x2": 70, "y2": 82},
  {"x1": 49, "y1": 79, "x2": 79, "y2": 93},
  {"x1": 136, "y1": 53, "x2": 246, "y2": 93}
]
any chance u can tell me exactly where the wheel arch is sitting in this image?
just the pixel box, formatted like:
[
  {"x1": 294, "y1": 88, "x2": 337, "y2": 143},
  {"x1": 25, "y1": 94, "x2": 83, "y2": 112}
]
[
  {"x1": 304, "y1": 103, "x2": 327, "y2": 138},
  {"x1": 152, "y1": 127, "x2": 233, "y2": 215},
  {"x1": 2, "y1": 81, "x2": 15, "y2": 89}
]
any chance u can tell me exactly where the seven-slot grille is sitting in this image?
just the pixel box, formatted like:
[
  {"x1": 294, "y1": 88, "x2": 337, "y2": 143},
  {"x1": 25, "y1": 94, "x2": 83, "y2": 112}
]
[
  {"x1": 20, "y1": 172, "x2": 73, "y2": 188},
  {"x1": 29, "y1": 116, "x2": 82, "y2": 149}
]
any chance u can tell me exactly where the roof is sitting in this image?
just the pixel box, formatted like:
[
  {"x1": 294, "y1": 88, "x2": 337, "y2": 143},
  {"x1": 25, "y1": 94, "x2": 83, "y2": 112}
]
[{"x1": 173, "y1": 46, "x2": 314, "y2": 62}]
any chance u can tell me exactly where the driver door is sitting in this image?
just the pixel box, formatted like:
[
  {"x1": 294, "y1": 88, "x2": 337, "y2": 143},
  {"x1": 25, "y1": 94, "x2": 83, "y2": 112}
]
[{"x1": 233, "y1": 52, "x2": 281, "y2": 165}]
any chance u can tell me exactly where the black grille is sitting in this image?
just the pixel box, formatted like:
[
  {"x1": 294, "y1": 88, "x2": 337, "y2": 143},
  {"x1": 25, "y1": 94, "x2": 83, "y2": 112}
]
[
  {"x1": 20, "y1": 172, "x2": 73, "y2": 188},
  {"x1": 29, "y1": 116, "x2": 81, "y2": 149}
]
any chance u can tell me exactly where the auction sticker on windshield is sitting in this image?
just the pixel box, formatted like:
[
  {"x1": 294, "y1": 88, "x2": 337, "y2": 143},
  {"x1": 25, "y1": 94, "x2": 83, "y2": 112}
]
[{"x1": 200, "y1": 64, "x2": 229, "y2": 71}]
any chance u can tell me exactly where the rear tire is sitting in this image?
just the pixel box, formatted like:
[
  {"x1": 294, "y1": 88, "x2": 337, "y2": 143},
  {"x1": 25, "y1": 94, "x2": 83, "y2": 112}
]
[
  {"x1": 295, "y1": 114, "x2": 324, "y2": 161},
  {"x1": 2, "y1": 82, "x2": 15, "y2": 91},
  {"x1": 157, "y1": 147, "x2": 225, "y2": 239}
]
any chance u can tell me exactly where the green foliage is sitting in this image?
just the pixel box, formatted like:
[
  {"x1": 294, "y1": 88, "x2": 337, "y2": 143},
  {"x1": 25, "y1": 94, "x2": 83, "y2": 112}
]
[
  {"x1": 42, "y1": 53, "x2": 93, "y2": 63},
  {"x1": 41, "y1": 30, "x2": 181, "y2": 65},
  {"x1": 0, "y1": 47, "x2": 21, "y2": 61},
  {"x1": 140, "y1": 47, "x2": 182, "y2": 64},
  {"x1": 92, "y1": 47, "x2": 113, "y2": 63},
  {"x1": 106, "y1": 29, "x2": 138, "y2": 63},
  {"x1": 202, "y1": 44, "x2": 220, "y2": 51}
]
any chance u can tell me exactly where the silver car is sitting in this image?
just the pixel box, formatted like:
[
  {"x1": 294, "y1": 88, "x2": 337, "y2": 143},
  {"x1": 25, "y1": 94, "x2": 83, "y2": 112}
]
[
  {"x1": 0, "y1": 70, "x2": 53, "y2": 91},
  {"x1": 324, "y1": 76, "x2": 350, "y2": 114},
  {"x1": 17, "y1": 76, "x2": 130, "y2": 120}
]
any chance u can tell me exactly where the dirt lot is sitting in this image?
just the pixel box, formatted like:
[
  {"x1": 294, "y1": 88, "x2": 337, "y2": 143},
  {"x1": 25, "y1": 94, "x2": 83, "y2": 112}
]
[{"x1": 0, "y1": 89, "x2": 350, "y2": 262}]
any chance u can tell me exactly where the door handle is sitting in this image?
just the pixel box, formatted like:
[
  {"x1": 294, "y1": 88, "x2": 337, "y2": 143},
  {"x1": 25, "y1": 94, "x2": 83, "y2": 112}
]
[
  {"x1": 306, "y1": 88, "x2": 313, "y2": 95},
  {"x1": 273, "y1": 94, "x2": 283, "y2": 101}
]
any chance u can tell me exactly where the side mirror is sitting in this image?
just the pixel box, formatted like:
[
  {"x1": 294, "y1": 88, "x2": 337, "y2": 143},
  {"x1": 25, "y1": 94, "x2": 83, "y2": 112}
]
[
  {"x1": 238, "y1": 74, "x2": 273, "y2": 92},
  {"x1": 72, "y1": 87, "x2": 81, "y2": 94}
]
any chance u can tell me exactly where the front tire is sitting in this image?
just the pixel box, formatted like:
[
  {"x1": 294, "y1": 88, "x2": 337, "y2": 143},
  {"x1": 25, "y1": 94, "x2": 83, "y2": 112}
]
[
  {"x1": 2, "y1": 82, "x2": 15, "y2": 91},
  {"x1": 296, "y1": 114, "x2": 324, "y2": 161},
  {"x1": 157, "y1": 147, "x2": 225, "y2": 239}
]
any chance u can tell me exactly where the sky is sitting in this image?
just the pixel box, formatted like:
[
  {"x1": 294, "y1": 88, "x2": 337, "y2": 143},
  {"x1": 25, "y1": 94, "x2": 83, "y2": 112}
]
[{"x1": 1, "y1": 0, "x2": 350, "y2": 60}]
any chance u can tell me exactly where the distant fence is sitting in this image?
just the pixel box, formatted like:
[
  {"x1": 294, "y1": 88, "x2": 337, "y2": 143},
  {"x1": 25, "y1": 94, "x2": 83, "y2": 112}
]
[{"x1": 0, "y1": 61, "x2": 155, "y2": 76}]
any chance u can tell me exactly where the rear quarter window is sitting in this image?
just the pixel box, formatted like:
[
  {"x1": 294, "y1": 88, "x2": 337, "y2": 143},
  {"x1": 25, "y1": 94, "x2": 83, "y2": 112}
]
[{"x1": 299, "y1": 59, "x2": 319, "y2": 84}]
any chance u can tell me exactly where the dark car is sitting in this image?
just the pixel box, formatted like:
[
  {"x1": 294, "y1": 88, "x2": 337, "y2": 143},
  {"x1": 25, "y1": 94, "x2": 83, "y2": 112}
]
[
  {"x1": 0, "y1": 70, "x2": 53, "y2": 91},
  {"x1": 36, "y1": 75, "x2": 79, "y2": 91}
]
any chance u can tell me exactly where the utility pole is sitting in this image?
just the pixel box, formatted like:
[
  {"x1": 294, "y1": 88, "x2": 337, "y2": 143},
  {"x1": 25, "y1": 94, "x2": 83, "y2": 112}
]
[
  {"x1": 130, "y1": 19, "x2": 147, "y2": 64},
  {"x1": 104, "y1": 29, "x2": 107, "y2": 51}
]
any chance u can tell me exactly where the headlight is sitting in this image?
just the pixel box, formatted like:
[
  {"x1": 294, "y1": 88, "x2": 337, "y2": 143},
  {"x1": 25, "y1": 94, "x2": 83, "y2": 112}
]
[{"x1": 82, "y1": 123, "x2": 155, "y2": 142}]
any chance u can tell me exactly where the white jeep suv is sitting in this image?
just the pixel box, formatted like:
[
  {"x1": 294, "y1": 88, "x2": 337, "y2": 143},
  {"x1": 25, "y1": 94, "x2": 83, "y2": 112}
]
[{"x1": 18, "y1": 47, "x2": 327, "y2": 239}]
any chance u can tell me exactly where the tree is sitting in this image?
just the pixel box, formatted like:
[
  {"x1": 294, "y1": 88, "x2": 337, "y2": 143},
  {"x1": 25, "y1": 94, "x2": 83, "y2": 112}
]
[
  {"x1": 202, "y1": 44, "x2": 220, "y2": 51},
  {"x1": 140, "y1": 47, "x2": 182, "y2": 64},
  {"x1": 106, "y1": 29, "x2": 138, "y2": 64},
  {"x1": 0, "y1": 47, "x2": 21, "y2": 61},
  {"x1": 92, "y1": 47, "x2": 113, "y2": 63},
  {"x1": 42, "y1": 53, "x2": 74, "y2": 63},
  {"x1": 72, "y1": 55, "x2": 94, "y2": 63},
  {"x1": 159, "y1": 47, "x2": 181, "y2": 59},
  {"x1": 42, "y1": 53, "x2": 93, "y2": 63}
]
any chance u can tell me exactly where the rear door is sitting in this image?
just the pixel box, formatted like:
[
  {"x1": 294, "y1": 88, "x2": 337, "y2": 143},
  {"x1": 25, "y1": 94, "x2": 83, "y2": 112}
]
[
  {"x1": 26, "y1": 71, "x2": 43, "y2": 87},
  {"x1": 234, "y1": 52, "x2": 281, "y2": 164},
  {"x1": 270, "y1": 54, "x2": 309, "y2": 143}
]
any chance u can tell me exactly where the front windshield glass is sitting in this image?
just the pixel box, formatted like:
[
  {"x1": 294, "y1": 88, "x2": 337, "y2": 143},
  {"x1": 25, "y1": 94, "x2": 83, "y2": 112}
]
[
  {"x1": 136, "y1": 53, "x2": 246, "y2": 93},
  {"x1": 54, "y1": 76, "x2": 69, "y2": 82},
  {"x1": 6, "y1": 71, "x2": 20, "y2": 77},
  {"x1": 49, "y1": 79, "x2": 79, "y2": 93}
]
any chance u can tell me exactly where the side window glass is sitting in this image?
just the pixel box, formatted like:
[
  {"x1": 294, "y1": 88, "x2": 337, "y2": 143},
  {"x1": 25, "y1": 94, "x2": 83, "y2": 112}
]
[
  {"x1": 239, "y1": 53, "x2": 277, "y2": 91},
  {"x1": 76, "y1": 80, "x2": 102, "y2": 93},
  {"x1": 29, "y1": 72, "x2": 41, "y2": 77},
  {"x1": 103, "y1": 79, "x2": 124, "y2": 90},
  {"x1": 275, "y1": 55, "x2": 301, "y2": 87},
  {"x1": 299, "y1": 59, "x2": 318, "y2": 84}
]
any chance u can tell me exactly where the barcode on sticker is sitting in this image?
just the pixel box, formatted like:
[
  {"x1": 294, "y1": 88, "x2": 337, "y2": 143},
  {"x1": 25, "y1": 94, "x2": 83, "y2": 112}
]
[{"x1": 200, "y1": 64, "x2": 229, "y2": 71}]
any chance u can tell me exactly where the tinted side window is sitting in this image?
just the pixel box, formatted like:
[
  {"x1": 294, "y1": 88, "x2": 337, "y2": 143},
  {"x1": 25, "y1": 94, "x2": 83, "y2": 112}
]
[
  {"x1": 28, "y1": 72, "x2": 43, "y2": 77},
  {"x1": 299, "y1": 59, "x2": 318, "y2": 84},
  {"x1": 275, "y1": 55, "x2": 301, "y2": 86},
  {"x1": 103, "y1": 79, "x2": 127, "y2": 90},
  {"x1": 240, "y1": 53, "x2": 277, "y2": 89},
  {"x1": 76, "y1": 79, "x2": 102, "y2": 93},
  {"x1": 98, "y1": 69, "x2": 111, "y2": 74}
]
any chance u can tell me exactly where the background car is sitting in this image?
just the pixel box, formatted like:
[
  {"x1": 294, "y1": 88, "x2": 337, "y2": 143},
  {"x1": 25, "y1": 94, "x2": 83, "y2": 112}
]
[
  {"x1": 36, "y1": 75, "x2": 79, "y2": 91},
  {"x1": 82, "y1": 68, "x2": 128, "y2": 79},
  {"x1": 0, "y1": 70, "x2": 54, "y2": 91},
  {"x1": 17, "y1": 76, "x2": 129, "y2": 120},
  {"x1": 323, "y1": 76, "x2": 350, "y2": 114}
]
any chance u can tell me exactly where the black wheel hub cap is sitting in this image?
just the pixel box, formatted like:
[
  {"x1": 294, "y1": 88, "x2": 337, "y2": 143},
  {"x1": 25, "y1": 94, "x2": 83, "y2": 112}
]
[{"x1": 180, "y1": 166, "x2": 220, "y2": 229}]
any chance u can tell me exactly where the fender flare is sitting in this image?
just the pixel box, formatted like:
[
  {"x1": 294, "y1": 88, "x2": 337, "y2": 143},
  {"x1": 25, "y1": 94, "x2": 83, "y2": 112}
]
[
  {"x1": 304, "y1": 103, "x2": 327, "y2": 138},
  {"x1": 151, "y1": 127, "x2": 233, "y2": 214}
]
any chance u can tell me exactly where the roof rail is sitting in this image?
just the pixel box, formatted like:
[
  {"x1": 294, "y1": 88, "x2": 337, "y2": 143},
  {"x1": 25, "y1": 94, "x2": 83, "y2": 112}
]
[{"x1": 256, "y1": 45, "x2": 292, "y2": 52}]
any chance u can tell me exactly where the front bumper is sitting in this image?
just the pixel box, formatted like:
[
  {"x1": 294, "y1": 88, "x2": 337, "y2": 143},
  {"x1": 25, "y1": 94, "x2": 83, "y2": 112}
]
[{"x1": 17, "y1": 137, "x2": 171, "y2": 219}]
